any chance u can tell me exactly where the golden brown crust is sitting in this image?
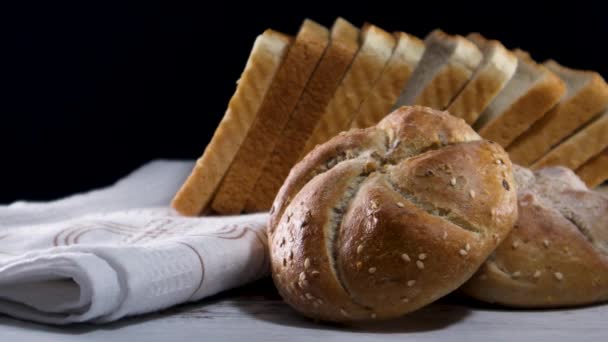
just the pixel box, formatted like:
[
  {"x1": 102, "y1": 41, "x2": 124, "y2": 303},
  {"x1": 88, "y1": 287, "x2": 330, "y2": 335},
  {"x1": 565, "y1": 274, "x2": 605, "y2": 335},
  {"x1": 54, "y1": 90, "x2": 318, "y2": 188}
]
[
  {"x1": 478, "y1": 63, "x2": 566, "y2": 147},
  {"x1": 171, "y1": 30, "x2": 291, "y2": 216},
  {"x1": 349, "y1": 32, "x2": 425, "y2": 129},
  {"x1": 463, "y1": 167, "x2": 608, "y2": 307},
  {"x1": 270, "y1": 106, "x2": 517, "y2": 322},
  {"x1": 211, "y1": 19, "x2": 329, "y2": 214},
  {"x1": 244, "y1": 18, "x2": 360, "y2": 212},
  {"x1": 508, "y1": 61, "x2": 608, "y2": 166},
  {"x1": 532, "y1": 111, "x2": 608, "y2": 170},
  {"x1": 302, "y1": 24, "x2": 396, "y2": 155},
  {"x1": 576, "y1": 148, "x2": 608, "y2": 188}
]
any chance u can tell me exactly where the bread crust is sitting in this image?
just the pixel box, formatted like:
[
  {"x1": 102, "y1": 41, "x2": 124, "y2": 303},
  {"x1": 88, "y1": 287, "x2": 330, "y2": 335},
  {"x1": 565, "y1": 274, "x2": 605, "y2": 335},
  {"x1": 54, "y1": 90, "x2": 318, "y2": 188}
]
[
  {"x1": 302, "y1": 24, "x2": 396, "y2": 155},
  {"x1": 270, "y1": 106, "x2": 517, "y2": 322},
  {"x1": 211, "y1": 19, "x2": 329, "y2": 214},
  {"x1": 576, "y1": 148, "x2": 608, "y2": 188},
  {"x1": 349, "y1": 32, "x2": 425, "y2": 129},
  {"x1": 463, "y1": 167, "x2": 608, "y2": 307},
  {"x1": 447, "y1": 34, "x2": 517, "y2": 124},
  {"x1": 171, "y1": 30, "x2": 290, "y2": 216},
  {"x1": 532, "y1": 111, "x2": 608, "y2": 170},
  {"x1": 244, "y1": 18, "x2": 360, "y2": 212},
  {"x1": 508, "y1": 61, "x2": 608, "y2": 166},
  {"x1": 478, "y1": 59, "x2": 565, "y2": 147}
]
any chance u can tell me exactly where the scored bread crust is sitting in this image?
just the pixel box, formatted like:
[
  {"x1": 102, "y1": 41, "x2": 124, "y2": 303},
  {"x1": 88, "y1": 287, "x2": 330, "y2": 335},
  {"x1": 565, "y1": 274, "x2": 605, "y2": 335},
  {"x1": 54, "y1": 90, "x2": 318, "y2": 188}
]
[
  {"x1": 532, "y1": 110, "x2": 608, "y2": 170},
  {"x1": 269, "y1": 106, "x2": 517, "y2": 322},
  {"x1": 576, "y1": 148, "x2": 608, "y2": 188},
  {"x1": 462, "y1": 166, "x2": 608, "y2": 307},
  {"x1": 211, "y1": 19, "x2": 330, "y2": 214},
  {"x1": 301, "y1": 24, "x2": 396, "y2": 156},
  {"x1": 243, "y1": 18, "x2": 361, "y2": 213},
  {"x1": 393, "y1": 30, "x2": 483, "y2": 110},
  {"x1": 171, "y1": 30, "x2": 291, "y2": 216},
  {"x1": 349, "y1": 32, "x2": 425, "y2": 129},
  {"x1": 476, "y1": 50, "x2": 566, "y2": 147},
  {"x1": 447, "y1": 34, "x2": 517, "y2": 124},
  {"x1": 508, "y1": 60, "x2": 608, "y2": 166}
]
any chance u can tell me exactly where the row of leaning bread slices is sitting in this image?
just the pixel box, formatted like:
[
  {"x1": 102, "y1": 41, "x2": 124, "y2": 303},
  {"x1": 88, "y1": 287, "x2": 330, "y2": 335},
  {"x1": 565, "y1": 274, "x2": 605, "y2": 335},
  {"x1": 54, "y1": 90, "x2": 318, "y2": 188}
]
[{"x1": 171, "y1": 18, "x2": 608, "y2": 216}]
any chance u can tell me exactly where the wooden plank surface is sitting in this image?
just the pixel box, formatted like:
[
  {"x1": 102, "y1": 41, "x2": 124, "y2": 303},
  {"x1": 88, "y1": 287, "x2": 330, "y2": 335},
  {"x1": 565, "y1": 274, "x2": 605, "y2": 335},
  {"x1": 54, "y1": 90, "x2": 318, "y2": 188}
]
[{"x1": 0, "y1": 278, "x2": 606, "y2": 341}]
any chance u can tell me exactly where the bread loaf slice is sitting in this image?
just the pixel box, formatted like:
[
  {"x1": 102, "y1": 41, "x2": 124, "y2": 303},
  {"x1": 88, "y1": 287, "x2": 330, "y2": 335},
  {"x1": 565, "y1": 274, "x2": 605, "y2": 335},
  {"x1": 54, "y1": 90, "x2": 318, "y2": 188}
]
[
  {"x1": 474, "y1": 49, "x2": 565, "y2": 147},
  {"x1": 508, "y1": 60, "x2": 608, "y2": 166},
  {"x1": 171, "y1": 30, "x2": 290, "y2": 216},
  {"x1": 576, "y1": 148, "x2": 608, "y2": 188},
  {"x1": 446, "y1": 34, "x2": 517, "y2": 124},
  {"x1": 244, "y1": 18, "x2": 360, "y2": 212},
  {"x1": 392, "y1": 30, "x2": 482, "y2": 110},
  {"x1": 211, "y1": 19, "x2": 329, "y2": 214},
  {"x1": 301, "y1": 24, "x2": 396, "y2": 154},
  {"x1": 349, "y1": 32, "x2": 424, "y2": 129},
  {"x1": 533, "y1": 110, "x2": 608, "y2": 170}
]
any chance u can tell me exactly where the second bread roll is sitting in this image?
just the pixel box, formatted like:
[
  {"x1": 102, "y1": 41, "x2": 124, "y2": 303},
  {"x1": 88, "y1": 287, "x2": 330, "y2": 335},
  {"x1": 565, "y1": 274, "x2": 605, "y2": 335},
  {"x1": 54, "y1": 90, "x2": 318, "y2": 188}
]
[{"x1": 269, "y1": 106, "x2": 518, "y2": 322}]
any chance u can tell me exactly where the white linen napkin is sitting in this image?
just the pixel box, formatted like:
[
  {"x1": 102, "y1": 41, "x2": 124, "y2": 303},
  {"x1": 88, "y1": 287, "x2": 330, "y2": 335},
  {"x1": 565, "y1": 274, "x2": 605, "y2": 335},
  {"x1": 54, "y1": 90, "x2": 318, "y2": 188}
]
[{"x1": 0, "y1": 160, "x2": 270, "y2": 325}]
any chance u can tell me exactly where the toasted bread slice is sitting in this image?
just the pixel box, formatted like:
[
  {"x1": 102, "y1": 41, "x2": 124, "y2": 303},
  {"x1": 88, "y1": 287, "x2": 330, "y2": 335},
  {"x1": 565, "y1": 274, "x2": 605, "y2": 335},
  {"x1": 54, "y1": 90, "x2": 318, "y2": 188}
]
[
  {"x1": 349, "y1": 32, "x2": 424, "y2": 129},
  {"x1": 446, "y1": 33, "x2": 517, "y2": 124},
  {"x1": 302, "y1": 24, "x2": 396, "y2": 154},
  {"x1": 533, "y1": 110, "x2": 608, "y2": 170},
  {"x1": 576, "y1": 148, "x2": 608, "y2": 188},
  {"x1": 474, "y1": 48, "x2": 565, "y2": 147},
  {"x1": 171, "y1": 30, "x2": 290, "y2": 216},
  {"x1": 392, "y1": 30, "x2": 482, "y2": 110},
  {"x1": 211, "y1": 19, "x2": 330, "y2": 214},
  {"x1": 244, "y1": 18, "x2": 360, "y2": 212},
  {"x1": 508, "y1": 60, "x2": 608, "y2": 166}
]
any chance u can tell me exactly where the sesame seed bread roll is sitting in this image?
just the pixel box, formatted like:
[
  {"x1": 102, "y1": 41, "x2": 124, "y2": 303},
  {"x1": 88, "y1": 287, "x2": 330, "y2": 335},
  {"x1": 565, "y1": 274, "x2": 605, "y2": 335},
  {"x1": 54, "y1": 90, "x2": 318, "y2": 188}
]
[
  {"x1": 269, "y1": 106, "x2": 517, "y2": 322},
  {"x1": 462, "y1": 166, "x2": 608, "y2": 308},
  {"x1": 171, "y1": 29, "x2": 290, "y2": 216}
]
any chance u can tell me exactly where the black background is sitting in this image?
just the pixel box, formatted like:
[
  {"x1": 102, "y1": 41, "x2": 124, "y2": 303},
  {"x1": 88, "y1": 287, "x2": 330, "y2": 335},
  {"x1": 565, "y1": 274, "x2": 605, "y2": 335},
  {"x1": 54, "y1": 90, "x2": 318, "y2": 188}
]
[{"x1": 2, "y1": 1, "x2": 607, "y2": 203}]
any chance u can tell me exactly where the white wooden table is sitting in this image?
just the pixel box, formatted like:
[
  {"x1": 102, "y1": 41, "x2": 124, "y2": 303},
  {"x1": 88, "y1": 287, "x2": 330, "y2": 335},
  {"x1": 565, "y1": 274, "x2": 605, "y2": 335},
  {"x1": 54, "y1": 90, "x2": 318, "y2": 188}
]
[{"x1": 0, "y1": 278, "x2": 605, "y2": 341}]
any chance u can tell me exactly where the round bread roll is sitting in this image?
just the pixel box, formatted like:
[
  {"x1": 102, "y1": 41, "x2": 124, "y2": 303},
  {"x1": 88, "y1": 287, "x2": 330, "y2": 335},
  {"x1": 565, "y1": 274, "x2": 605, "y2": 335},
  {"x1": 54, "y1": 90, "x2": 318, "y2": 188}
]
[
  {"x1": 269, "y1": 106, "x2": 518, "y2": 322},
  {"x1": 462, "y1": 166, "x2": 608, "y2": 307}
]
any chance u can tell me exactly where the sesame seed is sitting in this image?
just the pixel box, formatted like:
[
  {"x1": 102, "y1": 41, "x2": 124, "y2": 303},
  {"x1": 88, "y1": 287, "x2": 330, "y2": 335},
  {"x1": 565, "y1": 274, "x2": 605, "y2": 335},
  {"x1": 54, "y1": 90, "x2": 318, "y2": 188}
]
[
  {"x1": 512, "y1": 241, "x2": 519, "y2": 249},
  {"x1": 396, "y1": 202, "x2": 405, "y2": 208},
  {"x1": 533, "y1": 270, "x2": 541, "y2": 278},
  {"x1": 554, "y1": 272, "x2": 563, "y2": 281},
  {"x1": 450, "y1": 177, "x2": 457, "y2": 186},
  {"x1": 305, "y1": 293, "x2": 314, "y2": 300},
  {"x1": 459, "y1": 249, "x2": 468, "y2": 256},
  {"x1": 368, "y1": 267, "x2": 377, "y2": 274},
  {"x1": 317, "y1": 299, "x2": 324, "y2": 305},
  {"x1": 465, "y1": 243, "x2": 471, "y2": 251},
  {"x1": 512, "y1": 271, "x2": 521, "y2": 278},
  {"x1": 543, "y1": 239, "x2": 550, "y2": 248},
  {"x1": 416, "y1": 260, "x2": 425, "y2": 269},
  {"x1": 289, "y1": 251, "x2": 294, "y2": 260},
  {"x1": 371, "y1": 200, "x2": 378, "y2": 210},
  {"x1": 299, "y1": 279, "x2": 309, "y2": 288},
  {"x1": 407, "y1": 280, "x2": 416, "y2": 287},
  {"x1": 502, "y1": 179, "x2": 510, "y2": 191},
  {"x1": 496, "y1": 159, "x2": 503, "y2": 165},
  {"x1": 357, "y1": 245, "x2": 364, "y2": 254},
  {"x1": 401, "y1": 253, "x2": 411, "y2": 262},
  {"x1": 418, "y1": 253, "x2": 427, "y2": 260},
  {"x1": 356, "y1": 261, "x2": 363, "y2": 270},
  {"x1": 469, "y1": 190, "x2": 476, "y2": 198},
  {"x1": 401, "y1": 297, "x2": 409, "y2": 303},
  {"x1": 370, "y1": 313, "x2": 377, "y2": 319},
  {"x1": 283, "y1": 258, "x2": 287, "y2": 267},
  {"x1": 311, "y1": 270, "x2": 320, "y2": 277},
  {"x1": 443, "y1": 231, "x2": 448, "y2": 240},
  {"x1": 304, "y1": 258, "x2": 311, "y2": 269},
  {"x1": 299, "y1": 272, "x2": 306, "y2": 281},
  {"x1": 340, "y1": 309, "x2": 348, "y2": 317}
]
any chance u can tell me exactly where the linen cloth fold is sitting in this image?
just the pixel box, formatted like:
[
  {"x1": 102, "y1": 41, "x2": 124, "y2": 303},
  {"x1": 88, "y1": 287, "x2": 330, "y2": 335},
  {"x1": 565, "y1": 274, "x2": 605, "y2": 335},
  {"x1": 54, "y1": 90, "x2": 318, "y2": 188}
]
[{"x1": 0, "y1": 160, "x2": 269, "y2": 325}]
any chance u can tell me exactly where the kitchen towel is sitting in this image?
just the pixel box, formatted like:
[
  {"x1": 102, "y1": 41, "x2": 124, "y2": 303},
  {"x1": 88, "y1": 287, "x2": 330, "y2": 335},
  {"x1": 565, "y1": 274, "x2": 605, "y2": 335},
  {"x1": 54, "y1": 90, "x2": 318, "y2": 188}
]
[{"x1": 0, "y1": 160, "x2": 269, "y2": 325}]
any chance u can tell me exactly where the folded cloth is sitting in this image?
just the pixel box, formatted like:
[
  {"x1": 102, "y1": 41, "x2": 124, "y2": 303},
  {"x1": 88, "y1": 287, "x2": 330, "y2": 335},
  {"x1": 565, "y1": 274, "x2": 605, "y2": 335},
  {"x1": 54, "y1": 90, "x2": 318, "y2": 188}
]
[{"x1": 0, "y1": 160, "x2": 269, "y2": 325}]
